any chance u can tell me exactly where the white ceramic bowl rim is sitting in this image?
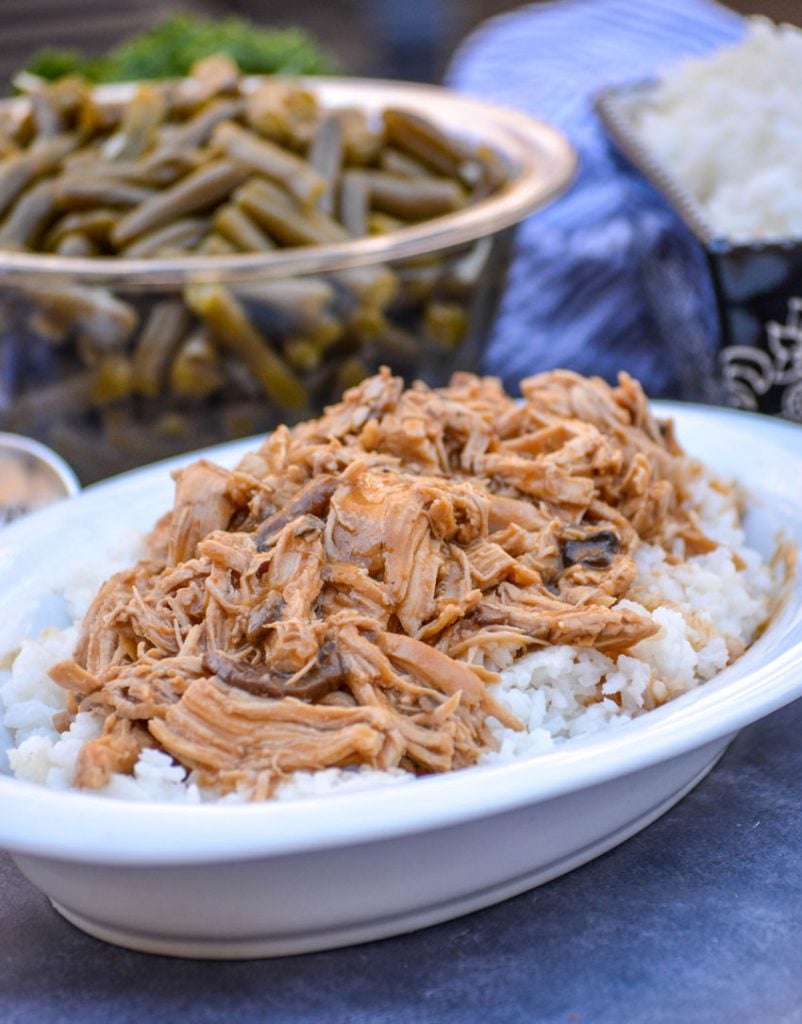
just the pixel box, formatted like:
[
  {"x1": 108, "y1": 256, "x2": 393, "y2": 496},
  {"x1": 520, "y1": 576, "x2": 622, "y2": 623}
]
[
  {"x1": 0, "y1": 77, "x2": 576, "y2": 288},
  {"x1": 0, "y1": 403, "x2": 800, "y2": 866}
]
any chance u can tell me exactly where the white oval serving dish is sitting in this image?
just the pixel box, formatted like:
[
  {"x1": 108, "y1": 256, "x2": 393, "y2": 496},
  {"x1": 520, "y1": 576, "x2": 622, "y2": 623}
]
[{"x1": 0, "y1": 402, "x2": 800, "y2": 959}]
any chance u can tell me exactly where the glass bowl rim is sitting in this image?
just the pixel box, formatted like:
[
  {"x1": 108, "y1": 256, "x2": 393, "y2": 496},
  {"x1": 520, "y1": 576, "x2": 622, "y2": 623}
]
[{"x1": 0, "y1": 75, "x2": 576, "y2": 288}]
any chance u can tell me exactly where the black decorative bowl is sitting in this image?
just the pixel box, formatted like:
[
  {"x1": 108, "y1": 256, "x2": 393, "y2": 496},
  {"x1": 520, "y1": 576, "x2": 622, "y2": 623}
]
[{"x1": 596, "y1": 81, "x2": 802, "y2": 422}]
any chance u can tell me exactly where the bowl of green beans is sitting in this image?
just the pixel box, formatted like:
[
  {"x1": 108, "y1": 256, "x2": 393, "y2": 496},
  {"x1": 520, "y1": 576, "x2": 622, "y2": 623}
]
[{"x1": 0, "y1": 58, "x2": 575, "y2": 482}]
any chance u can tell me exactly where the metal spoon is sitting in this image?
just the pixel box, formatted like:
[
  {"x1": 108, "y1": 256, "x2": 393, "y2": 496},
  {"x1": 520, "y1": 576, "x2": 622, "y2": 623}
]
[{"x1": 0, "y1": 433, "x2": 80, "y2": 526}]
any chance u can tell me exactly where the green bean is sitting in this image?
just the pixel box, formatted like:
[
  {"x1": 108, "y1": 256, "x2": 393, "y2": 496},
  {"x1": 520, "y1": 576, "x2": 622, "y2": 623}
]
[
  {"x1": 336, "y1": 108, "x2": 382, "y2": 165},
  {"x1": 61, "y1": 150, "x2": 158, "y2": 187},
  {"x1": 167, "y1": 98, "x2": 244, "y2": 149},
  {"x1": 360, "y1": 171, "x2": 465, "y2": 221},
  {"x1": 179, "y1": 54, "x2": 240, "y2": 108},
  {"x1": 367, "y1": 324, "x2": 421, "y2": 363},
  {"x1": 222, "y1": 351, "x2": 264, "y2": 398},
  {"x1": 44, "y1": 208, "x2": 119, "y2": 249},
  {"x1": 169, "y1": 327, "x2": 224, "y2": 398},
  {"x1": 394, "y1": 261, "x2": 441, "y2": 304},
  {"x1": 0, "y1": 108, "x2": 24, "y2": 150},
  {"x1": 24, "y1": 285, "x2": 137, "y2": 349},
  {"x1": 212, "y1": 120, "x2": 325, "y2": 209},
  {"x1": 344, "y1": 304, "x2": 387, "y2": 338},
  {"x1": 30, "y1": 91, "x2": 65, "y2": 138},
  {"x1": 28, "y1": 310, "x2": 69, "y2": 344},
  {"x1": 111, "y1": 158, "x2": 248, "y2": 246},
  {"x1": 383, "y1": 109, "x2": 484, "y2": 186},
  {"x1": 367, "y1": 211, "x2": 406, "y2": 235},
  {"x1": 424, "y1": 300, "x2": 469, "y2": 349},
  {"x1": 213, "y1": 203, "x2": 275, "y2": 251},
  {"x1": 0, "y1": 155, "x2": 39, "y2": 220},
  {"x1": 65, "y1": 145, "x2": 207, "y2": 188},
  {"x1": 244, "y1": 81, "x2": 318, "y2": 146},
  {"x1": 196, "y1": 232, "x2": 238, "y2": 255},
  {"x1": 303, "y1": 204, "x2": 352, "y2": 243},
  {"x1": 122, "y1": 217, "x2": 210, "y2": 258},
  {"x1": 475, "y1": 144, "x2": 511, "y2": 193},
  {"x1": 0, "y1": 180, "x2": 55, "y2": 248},
  {"x1": 134, "y1": 146, "x2": 206, "y2": 185},
  {"x1": 335, "y1": 355, "x2": 369, "y2": 392},
  {"x1": 338, "y1": 171, "x2": 369, "y2": 237},
  {"x1": 379, "y1": 147, "x2": 432, "y2": 178},
  {"x1": 28, "y1": 77, "x2": 92, "y2": 138},
  {"x1": 153, "y1": 411, "x2": 192, "y2": 441},
  {"x1": 56, "y1": 232, "x2": 96, "y2": 257},
  {"x1": 186, "y1": 284, "x2": 306, "y2": 408},
  {"x1": 437, "y1": 238, "x2": 494, "y2": 300},
  {"x1": 240, "y1": 276, "x2": 334, "y2": 302},
  {"x1": 132, "y1": 300, "x2": 192, "y2": 397},
  {"x1": 308, "y1": 114, "x2": 342, "y2": 214},
  {"x1": 234, "y1": 178, "x2": 348, "y2": 247},
  {"x1": 53, "y1": 178, "x2": 155, "y2": 209},
  {"x1": 283, "y1": 337, "x2": 324, "y2": 371},
  {"x1": 235, "y1": 279, "x2": 342, "y2": 349},
  {"x1": 90, "y1": 354, "x2": 134, "y2": 404},
  {"x1": 244, "y1": 80, "x2": 294, "y2": 141},
  {"x1": 277, "y1": 88, "x2": 318, "y2": 147},
  {"x1": 101, "y1": 85, "x2": 166, "y2": 162},
  {"x1": 28, "y1": 132, "x2": 80, "y2": 165},
  {"x1": 234, "y1": 277, "x2": 335, "y2": 324},
  {"x1": 332, "y1": 266, "x2": 398, "y2": 309},
  {"x1": 0, "y1": 134, "x2": 75, "y2": 218}
]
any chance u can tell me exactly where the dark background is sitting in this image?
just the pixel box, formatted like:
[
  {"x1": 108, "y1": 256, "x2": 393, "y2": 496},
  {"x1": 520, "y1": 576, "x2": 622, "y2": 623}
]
[{"x1": 0, "y1": 0, "x2": 799, "y2": 86}]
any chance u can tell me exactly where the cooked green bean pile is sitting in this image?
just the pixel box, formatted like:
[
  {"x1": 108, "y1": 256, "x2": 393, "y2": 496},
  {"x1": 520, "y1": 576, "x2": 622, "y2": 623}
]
[{"x1": 0, "y1": 58, "x2": 511, "y2": 482}]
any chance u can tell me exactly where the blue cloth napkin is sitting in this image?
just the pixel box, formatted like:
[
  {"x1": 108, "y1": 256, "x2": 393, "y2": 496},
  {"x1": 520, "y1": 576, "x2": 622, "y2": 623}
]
[{"x1": 446, "y1": 0, "x2": 745, "y2": 399}]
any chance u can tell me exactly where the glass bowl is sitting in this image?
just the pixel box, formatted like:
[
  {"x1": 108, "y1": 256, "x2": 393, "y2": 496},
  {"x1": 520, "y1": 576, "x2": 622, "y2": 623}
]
[{"x1": 0, "y1": 77, "x2": 575, "y2": 483}]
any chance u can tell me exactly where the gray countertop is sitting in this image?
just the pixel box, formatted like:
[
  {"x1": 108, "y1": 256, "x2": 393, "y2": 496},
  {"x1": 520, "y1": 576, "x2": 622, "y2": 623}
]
[{"x1": 2, "y1": 697, "x2": 801, "y2": 1024}]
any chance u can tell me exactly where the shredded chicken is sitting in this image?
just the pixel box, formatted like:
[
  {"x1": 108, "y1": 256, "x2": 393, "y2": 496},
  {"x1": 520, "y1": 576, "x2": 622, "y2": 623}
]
[{"x1": 50, "y1": 368, "x2": 713, "y2": 796}]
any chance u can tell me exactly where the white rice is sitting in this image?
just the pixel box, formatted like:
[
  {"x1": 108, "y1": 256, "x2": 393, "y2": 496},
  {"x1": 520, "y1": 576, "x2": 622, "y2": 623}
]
[
  {"x1": 633, "y1": 18, "x2": 802, "y2": 242},
  {"x1": 0, "y1": 473, "x2": 776, "y2": 803}
]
